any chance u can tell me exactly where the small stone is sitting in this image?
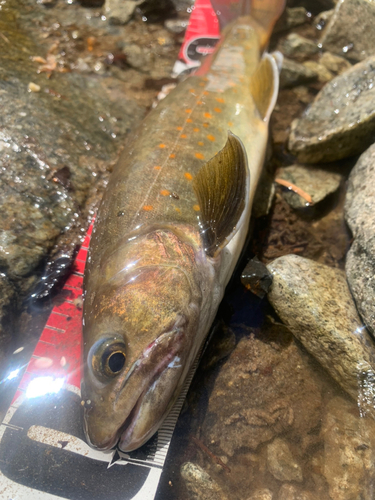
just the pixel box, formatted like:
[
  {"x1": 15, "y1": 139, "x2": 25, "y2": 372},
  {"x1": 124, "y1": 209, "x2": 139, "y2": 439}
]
[
  {"x1": 120, "y1": 43, "x2": 153, "y2": 71},
  {"x1": 28, "y1": 82, "x2": 41, "y2": 92},
  {"x1": 274, "y1": 7, "x2": 309, "y2": 33},
  {"x1": 280, "y1": 57, "x2": 318, "y2": 89},
  {"x1": 322, "y1": 397, "x2": 375, "y2": 500},
  {"x1": 302, "y1": 60, "x2": 333, "y2": 83},
  {"x1": 241, "y1": 257, "x2": 273, "y2": 299},
  {"x1": 180, "y1": 462, "x2": 229, "y2": 500},
  {"x1": 267, "y1": 255, "x2": 375, "y2": 413},
  {"x1": 104, "y1": 0, "x2": 142, "y2": 25},
  {"x1": 345, "y1": 143, "x2": 375, "y2": 338},
  {"x1": 288, "y1": 56, "x2": 375, "y2": 163},
  {"x1": 278, "y1": 484, "x2": 317, "y2": 500},
  {"x1": 321, "y1": 0, "x2": 375, "y2": 62},
  {"x1": 314, "y1": 9, "x2": 334, "y2": 32},
  {"x1": 276, "y1": 164, "x2": 342, "y2": 209},
  {"x1": 319, "y1": 51, "x2": 352, "y2": 74},
  {"x1": 267, "y1": 438, "x2": 303, "y2": 482},
  {"x1": 164, "y1": 18, "x2": 188, "y2": 34},
  {"x1": 279, "y1": 33, "x2": 319, "y2": 60},
  {"x1": 248, "y1": 489, "x2": 273, "y2": 500}
]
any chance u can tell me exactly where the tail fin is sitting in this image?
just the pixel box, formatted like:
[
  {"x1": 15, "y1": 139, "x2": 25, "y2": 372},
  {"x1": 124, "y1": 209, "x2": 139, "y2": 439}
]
[{"x1": 245, "y1": 0, "x2": 286, "y2": 48}]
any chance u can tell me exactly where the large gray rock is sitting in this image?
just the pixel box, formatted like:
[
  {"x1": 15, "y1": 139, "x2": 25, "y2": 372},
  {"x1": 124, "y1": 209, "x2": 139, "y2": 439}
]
[
  {"x1": 267, "y1": 255, "x2": 375, "y2": 414},
  {"x1": 322, "y1": 397, "x2": 375, "y2": 500},
  {"x1": 289, "y1": 56, "x2": 375, "y2": 163},
  {"x1": 321, "y1": 0, "x2": 375, "y2": 63},
  {"x1": 345, "y1": 143, "x2": 375, "y2": 337}
]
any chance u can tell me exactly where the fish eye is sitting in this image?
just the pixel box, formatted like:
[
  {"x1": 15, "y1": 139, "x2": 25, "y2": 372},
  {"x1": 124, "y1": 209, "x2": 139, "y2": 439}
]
[{"x1": 91, "y1": 340, "x2": 127, "y2": 379}]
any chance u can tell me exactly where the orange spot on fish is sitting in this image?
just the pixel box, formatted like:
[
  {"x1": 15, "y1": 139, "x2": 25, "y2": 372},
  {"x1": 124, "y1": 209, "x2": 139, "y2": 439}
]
[
  {"x1": 228, "y1": 121, "x2": 233, "y2": 127},
  {"x1": 203, "y1": 122, "x2": 209, "y2": 128},
  {"x1": 175, "y1": 207, "x2": 181, "y2": 212},
  {"x1": 169, "y1": 153, "x2": 176, "y2": 159},
  {"x1": 181, "y1": 134, "x2": 187, "y2": 139},
  {"x1": 160, "y1": 189, "x2": 170, "y2": 196},
  {"x1": 159, "y1": 143, "x2": 166, "y2": 148},
  {"x1": 143, "y1": 205, "x2": 153, "y2": 211},
  {"x1": 207, "y1": 134, "x2": 215, "y2": 141},
  {"x1": 186, "y1": 118, "x2": 193, "y2": 123},
  {"x1": 176, "y1": 126, "x2": 183, "y2": 131},
  {"x1": 195, "y1": 152, "x2": 204, "y2": 160},
  {"x1": 193, "y1": 127, "x2": 200, "y2": 132},
  {"x1": 197, "y1": 100, "x2": 203, "y2": 105},
  {"x1": 154, "y1": 165, "x2": 161, "y2": 170},
  {"x1": 203, "y1": 91, "x2": 209, "y2": 96},
  {"x1": 184, "y1": 172, "x2": 193, "y2": 180},
  {"x1": 185, "y1": 109, "x2": 192, "y2": 113},
  {"x1": 198, "y1": 141, "x2": 204, "y2": 146},
  {"x1": 204, "y1": 112, "x2": 212, "y2": 119},
  {"x1": 189, "y1": 89, "x2": 195, "y2": 93},
  {"x1": 215, "y1": 97, "x2": 225, "y2": 103},
  {"x1": 199, "y1": 82, "x2": 205, "y2": 87},
  {"x1": 193, "y1": 205, "x2": 200, "y2": 211},
  {"x1": 214, "y1": 107, "x2": 222, "y2": 113}
]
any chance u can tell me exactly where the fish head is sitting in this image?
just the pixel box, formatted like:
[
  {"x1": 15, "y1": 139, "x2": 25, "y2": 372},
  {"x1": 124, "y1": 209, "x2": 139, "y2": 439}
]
[{"x1": 82, "y1": 237, "x2": 203, "y2": 452}]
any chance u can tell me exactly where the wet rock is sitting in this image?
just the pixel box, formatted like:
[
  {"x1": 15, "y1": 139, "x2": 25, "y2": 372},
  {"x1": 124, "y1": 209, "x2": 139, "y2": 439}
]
[
  {"x1": 104, "y1": 0, "x2": 142, "y2": 24},
  {"x1": 280, "y1": 58, "x2": 318, "y2": 88},
  {"x1": 202, "y1": 321, "x2": 323, "y2": 458},
  {"x1": 267, "y1": 438, "x2": 303, "y2": 482},
  {"x1": 171, "y1": 0, "x2": 194, "y2": 12},
  {"x1": 274, "y1": 7, "x2": 309, "y2": 33},
  {"x1": 345, "y1": 143, "x2": 375, "y2": 337},
  {"x1": 0, "y1": 277, "x2": 16, "y2": 370},
  {"x1": 288, "y1": 56, "x2": 375, "y2": 163},
  {"x1": 164, "y1": 18, "x2": 188, "y2": 34},
  {"x1": 321, "y1": 0, "x2": 375, "y2": 63},
  {"x1": 302, "y1": 61, "x2": 333, "y2": 83},
  {"x1": 286, "y1": 0, "x2": 336, "y2": 15},
  {"x1": 249, "y1": 489, "x2": 273, "y2": 500},
  {"x1": 180, "y1": 462, "x2": 229, "y2": 500},
  {"x1": 120, "y1": 42, "x2": 153, "y2": 71},
  {"x1": 241, "y1": 257, "x2": 273, "y2": 299},
  {"x1": 322, "y1": 396, "x2": 375, "y2": 500},
  {"x1": 267, "y1": 255, "x2": 375, "y2": 412},
  {"x1": 276, "y1": 164, "x2": 342, "y2": 209},
  {"x1": 278, "y1": 484, "x2": 317, "y2": 500},
  {"x1": 279, "y1": 34, "x2": 319, "y2": 60},
  {"x1": 319, "y1": 51, "x2": 352, "y2": 75},
  {"x1": 314, "y1": 9, "x2": 334, "y2": 32},
  {"x1": 77, "y1": 0, "x2": 105, "y2": 6}
]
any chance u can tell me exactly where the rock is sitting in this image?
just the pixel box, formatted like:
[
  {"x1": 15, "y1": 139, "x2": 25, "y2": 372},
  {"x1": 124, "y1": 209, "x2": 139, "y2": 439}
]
[
  {"x1": 241, "y1": 257, "x2": 273, "y2": 299},
  {"x1": 276, "y1": 164, "x2": 342, "y2": 209},
  {"x1": 274, "y1": 7, "x2": 309, "y2": 33},
  {"x1": 286, "y1": 0, "x2": 336, "y2": 15},
  {"x1": 345, "y1": 143, "x2": 375, "y2": 338},
  {"x1": 288, "y1": 56, "x2": 375, "y2": 163},
  {"x1": 170, "y1": 0, "x2": 194, "y2": 12},
  {"x1": 248, "y1": 489, "x2": 273, "y2": 500},
  {"x1": 180, "y1": 462, "x2": 229, "y2": 500},
  {"x1": 164, "y1": 18, "x2": 188, "y2": 34},
  {"x1": 0, "y1": 277, "x2": 16, "y2": 371},
  {"x1": 319, "y1": 51, "x2": 352, "y2": 75},
  {"x1": 267, "y1": 254, "x2": 375, "y2": 413},
  {"x1": 278, "y1": 484, "x2": 317, "y2": 500},
  {"x1": 322, "y1": 397, "x2": 375, "y2": 500},
  {"x1": 321, "y1": 0, "x2": 375, "y2": 63},
  {"x1": 279, "y1": 34, "x2": 319, "y2": 60},
  {"x1": 267, "y1": 438, "x2": 303, "y2": 482},
  {"x1": 314, "y1": 9, "x2": 334, "y2": 32},
  {"x1": 302, "y1": 60, "x2": 333, "y2": 83},
  {"x1": 104, "y1": 0, "x2": 142, "y2": 24},
  {"x1": 280, "y1": 58, "x2": 318, "y2": 89},
  {"x1": 202, "y1": 320, "x2": 323, "y2": 457},
  {"x1": 120, "y1": 42, "x2": 153, "y2": 71}
]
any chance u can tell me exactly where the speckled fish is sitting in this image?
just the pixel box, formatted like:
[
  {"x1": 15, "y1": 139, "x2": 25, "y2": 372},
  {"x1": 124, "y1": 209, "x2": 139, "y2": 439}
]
[{"x1": 82, "y1": 0, "x2": 285, "y2": 452}]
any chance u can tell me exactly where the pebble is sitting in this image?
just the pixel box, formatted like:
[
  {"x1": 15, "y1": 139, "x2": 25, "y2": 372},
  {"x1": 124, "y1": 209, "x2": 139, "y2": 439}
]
[
  {"x1": 104, "y1": 0, "x2": 142, "y2": 24},
  {"x1": 276, "y1": 164, "x2": 342, "y2": 209},
  {"x1": 288, "y1": 56, "x2": 375, "y2": 163},
  {"x1": 28, "y1": 82, "x2": 41, "y2": 92},
  {"x1": 241, "y1": 257, "x2": 273, "y2": 299},
  {"x1": 302, "y1": 60, "x2": 333, "y2": 83},
  {"x1": 279, "y1": 33, "x2": 319, "y2": 60},
  {"x1": 274, "y1": 7, "x2": 309, "y2": 33},
  {"x1": 322, "y1": 397, "x2": 375, "y2": 500},
  {"x1": 267, "y1": 254, "x2": 375, "y2": 414},
  {"x1": 321, "y1": 0, "x2": 375, "y2": 62},
  {"x1": 280, "y1": 57, "x2": 318, "y2": 89},
  {"x1": 180, "y1": 462, "x2": 228, "y2": 500},
  {"x1": 248, "y1": 489, "x2": 273, "y2": 500},
  {"x1": 345, "y1": 142, "x2": 375, "y2": 338},
  {"x1": 267, "y1": 438, "x2": 303, "y2": 482},
  {"x1": 278, "y1": 484, "x2": 317, "y2": 500},
  {"x1": 319, "y1": 51, "x2": 352, "y2": 75},
  {"x1": 314, "y1": 9, "x2": 334, "y2": 32}
]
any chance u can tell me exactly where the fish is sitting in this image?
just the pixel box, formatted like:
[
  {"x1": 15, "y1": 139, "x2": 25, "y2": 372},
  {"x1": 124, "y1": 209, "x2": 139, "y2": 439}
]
[{"x1": 82, "y1": 0, "x2": 285, "y2": 452}]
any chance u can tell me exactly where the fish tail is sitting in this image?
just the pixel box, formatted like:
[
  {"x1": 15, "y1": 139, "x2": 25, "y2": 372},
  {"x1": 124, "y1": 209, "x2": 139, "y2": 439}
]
[{"x1": 244, "y1": 0, "x2": 286, "y2": 48}]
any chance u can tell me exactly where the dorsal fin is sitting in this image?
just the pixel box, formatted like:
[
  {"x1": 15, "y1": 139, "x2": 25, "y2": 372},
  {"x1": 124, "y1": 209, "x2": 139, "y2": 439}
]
[
  {"x1": 249, "y1": 52, "x2": 280, "y2": 122},
  {"x1": 193, "y1": 132, "x2": 249, "y2": 258}
]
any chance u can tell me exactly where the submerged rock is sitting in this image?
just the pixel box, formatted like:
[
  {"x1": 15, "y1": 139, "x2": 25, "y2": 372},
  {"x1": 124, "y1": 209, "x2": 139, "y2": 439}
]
[
  {"x1": 322, "y1": 397, "x2": 375, "y2": 500},
  {"x1": 274, "y1": 7, "x2": 309, "y2": 33},
  {"x1": 0, "y1": 277, "x2": 16, "y2": 371},
  {"x1": 241, "y1": 257, "x2": 273, "y2": 299},
  {"x1": 345, "y1": 143, "x2": 375, "y2": 337},
  {"x1": 267, "y1": 255, "x2": 375, "y2": 413},
  {"x1": 104, "y1": 0, "x2": 143, "y2": 24},
  {"x1": 280, "y1": 58, "x2": 318, "y2": 88},
  {"x1": 319, "y1": 51, "x2": 352, "y2": 75},
  {"x1": 321, "y1": 0, "x2": 375, "y2": 63},
  {"x1": 302, "y1": 60, "x2": 333, "y2": 83},
  {"x1": 278, "y1": 484, "x2": 318, "y2": 500},
  {"x1": 180, "y1": 462, "x2": 228, "y2": 500},
  {"x1": 267, "y1": 438, "x2": 303, "y2": 482},
  {"x1": 276, "y1": 164, "x2": 342, "y2": 209},
  {"x1": 314, "y1": 9, "x2": 334, "y2": 32},
  {"x1": 249, "y1": 489, "x2": 273, "y2": 500},
  {"x1": 288, "y1": 56, "x2": 375, "y2": 162},
  {"x1": 279, "y1": 33, "x2": 319, "y2": 60}
]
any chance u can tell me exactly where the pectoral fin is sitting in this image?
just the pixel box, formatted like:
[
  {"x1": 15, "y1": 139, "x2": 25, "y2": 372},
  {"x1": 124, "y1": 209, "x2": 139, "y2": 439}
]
[
  {"x1": 193, "y1": 132, "x2": 249, "y2": 258},
  {"x1": 250, "y1": 53, "x2": 280, "y2": 122}
]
